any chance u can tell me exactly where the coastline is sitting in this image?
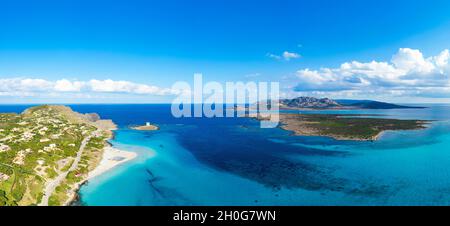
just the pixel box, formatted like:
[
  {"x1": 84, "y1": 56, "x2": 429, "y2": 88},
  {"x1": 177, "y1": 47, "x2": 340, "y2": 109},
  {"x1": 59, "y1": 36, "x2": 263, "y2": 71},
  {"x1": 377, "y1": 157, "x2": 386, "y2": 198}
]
[
  {"x1": 55, "y1": 106, "x2": 140, "y2": 206},
  {"x1": 279, "y1": 124, "x2": 383, "y2": 141},
  {"x1": 279, "y1": 120, "x2": 430, "y2": 141},
  {"x1": 247, "y1": 112, "x2": 431, "y2": 142},
  {"x1": 64, "y1": 142, "x2": 137, "y2": 206},
  {"x1": 86, "y1": 145, "x2": 137, "y2": 180}
]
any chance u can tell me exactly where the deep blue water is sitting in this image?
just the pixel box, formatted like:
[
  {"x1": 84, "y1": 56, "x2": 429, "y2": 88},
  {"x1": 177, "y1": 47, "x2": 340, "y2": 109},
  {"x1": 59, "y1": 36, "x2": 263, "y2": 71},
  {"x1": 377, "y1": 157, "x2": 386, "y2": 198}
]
[{"x1": 2, "y1": 104, "x2": 450, "y2": 205}]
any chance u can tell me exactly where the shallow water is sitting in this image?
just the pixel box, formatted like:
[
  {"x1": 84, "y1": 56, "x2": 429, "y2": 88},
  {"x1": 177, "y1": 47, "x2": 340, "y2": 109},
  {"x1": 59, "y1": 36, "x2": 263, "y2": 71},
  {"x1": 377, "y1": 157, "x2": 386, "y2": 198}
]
[{"x1": 1, "y1": 104, "x2": 450, "y2": 205}]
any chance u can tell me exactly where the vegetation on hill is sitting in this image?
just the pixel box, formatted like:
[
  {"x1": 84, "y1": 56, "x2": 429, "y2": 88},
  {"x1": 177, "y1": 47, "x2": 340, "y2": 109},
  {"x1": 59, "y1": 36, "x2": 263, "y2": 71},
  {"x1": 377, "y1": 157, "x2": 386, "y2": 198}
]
[
  {"x1": 0, "y1": 105, "x2": 113, "y2": 206},
  {"x1": 277, "y1": 114, "x2": 430, "y2": 141},
  {"x1": 278, "y1": 96, "x2": 424, "y2": 109}
]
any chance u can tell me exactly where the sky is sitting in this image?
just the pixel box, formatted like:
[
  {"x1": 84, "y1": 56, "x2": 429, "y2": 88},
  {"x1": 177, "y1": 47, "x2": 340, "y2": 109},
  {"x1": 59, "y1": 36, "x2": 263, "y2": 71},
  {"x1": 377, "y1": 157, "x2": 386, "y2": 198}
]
[{"x1": 0, "y1": 0, "x2": 450, "y2": 103}]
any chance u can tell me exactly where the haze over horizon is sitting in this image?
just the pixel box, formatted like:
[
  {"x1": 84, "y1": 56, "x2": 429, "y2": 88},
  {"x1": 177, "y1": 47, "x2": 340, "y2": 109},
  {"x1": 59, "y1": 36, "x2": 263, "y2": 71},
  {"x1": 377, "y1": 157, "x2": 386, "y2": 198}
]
[{"x1": 1, "y1": 0, "x2": 450, "y2": 104}]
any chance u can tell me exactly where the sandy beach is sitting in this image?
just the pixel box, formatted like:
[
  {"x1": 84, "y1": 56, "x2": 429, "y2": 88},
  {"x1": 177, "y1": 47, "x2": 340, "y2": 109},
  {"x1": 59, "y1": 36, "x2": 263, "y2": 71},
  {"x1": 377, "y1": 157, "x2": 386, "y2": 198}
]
[
  {"x1": 87, "y1": 146, "x2": 137, "y2": 180},
  {"x1": 64, "y1": 145, "x2": 137, "y2": 206}
]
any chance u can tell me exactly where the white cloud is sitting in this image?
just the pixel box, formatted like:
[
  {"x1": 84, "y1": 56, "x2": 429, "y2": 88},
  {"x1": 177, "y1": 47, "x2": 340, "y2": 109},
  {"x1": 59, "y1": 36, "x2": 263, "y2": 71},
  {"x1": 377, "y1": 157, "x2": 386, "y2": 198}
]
[
  {"x1": 391, "y1": 48, "x2": 435, "y2": 75},
  {"x1": 89, "y1": 79, "x2": 134, "y2": 93},
  {"x1": 54, "y1": 79, "x2": 85, "y2": 92},
  {"x1": 244, "y1": 73, "x2": 261, "y2": 78},
  {"x1": 434, "y1": 49, "x2": 450, "y2": 73},
  {"x1": 282, "y1": 51, "x2": 301, "y2": 61},
  {"x1": 0, "y1": 78, "x2": 180, "y2": 97},
  {"x1": 0, "y1": 78, "x2": 53, "y2": 92},
  {"x1": 294, "y1": 48, "x2": 450, "y2": 98},
  {"x1": 266, "y1": 53, "x2": 281, "y2": 60},
  {"x1": 267, "y1": 51, "x2": 301, "y2": 61},
  {"x1": 88, "y1": 79, "x2": 179, "y2": 95}
]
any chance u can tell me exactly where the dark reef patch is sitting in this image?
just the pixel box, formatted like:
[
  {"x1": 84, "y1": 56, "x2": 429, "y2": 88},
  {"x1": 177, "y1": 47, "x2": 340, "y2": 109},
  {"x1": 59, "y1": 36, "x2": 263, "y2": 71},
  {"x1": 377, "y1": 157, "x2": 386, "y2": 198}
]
[{"x1": 176, "y1": 123, "x2": 388, "y2": 196}]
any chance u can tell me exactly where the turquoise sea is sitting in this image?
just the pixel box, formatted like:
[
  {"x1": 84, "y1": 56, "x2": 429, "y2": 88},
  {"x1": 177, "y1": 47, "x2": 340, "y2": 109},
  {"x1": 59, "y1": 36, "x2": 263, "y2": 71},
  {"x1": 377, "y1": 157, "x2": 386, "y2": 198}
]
[{"x1": 2, "y1": 104, "x2": 450, "y2": 205}]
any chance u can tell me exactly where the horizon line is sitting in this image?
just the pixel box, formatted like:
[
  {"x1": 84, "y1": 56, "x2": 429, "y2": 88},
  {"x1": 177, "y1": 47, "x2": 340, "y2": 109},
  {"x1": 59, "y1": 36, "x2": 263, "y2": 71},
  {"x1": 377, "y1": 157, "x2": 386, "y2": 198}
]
[{"x1": 0, "y1": 102, "x2": 447, "y2": 105}]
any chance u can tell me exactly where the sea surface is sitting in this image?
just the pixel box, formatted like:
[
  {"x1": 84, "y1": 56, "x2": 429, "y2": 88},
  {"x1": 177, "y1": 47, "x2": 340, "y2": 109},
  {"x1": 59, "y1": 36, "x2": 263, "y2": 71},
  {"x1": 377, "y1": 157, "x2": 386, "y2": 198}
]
[{"x1": 2, "y1": 104, "x2": 450, "y2": 205}]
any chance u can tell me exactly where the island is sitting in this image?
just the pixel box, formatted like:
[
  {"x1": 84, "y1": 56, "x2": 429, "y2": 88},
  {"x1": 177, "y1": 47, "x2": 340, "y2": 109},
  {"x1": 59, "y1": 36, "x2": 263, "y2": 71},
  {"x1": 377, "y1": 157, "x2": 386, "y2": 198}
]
[
  {"x1": 249, "y1": 113, "x2": 430, "y2": 141},
  {"x1": 130, "y1": 122, "x2": 159, "y2": 131},
  {"x1": 0, "y1": 105, "x2": 136, "y2": 206}
]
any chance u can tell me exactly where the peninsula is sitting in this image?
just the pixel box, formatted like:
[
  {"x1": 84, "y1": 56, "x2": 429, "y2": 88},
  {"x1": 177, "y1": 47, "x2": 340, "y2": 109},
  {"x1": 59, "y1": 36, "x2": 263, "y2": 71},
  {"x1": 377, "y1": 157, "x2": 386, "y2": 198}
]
[
  {"x1": 249, "y1": 113, "x2": 430, "y2": 141},
  {"x1": 0, "y1": 105, "x2": 135, "y2": 206}
]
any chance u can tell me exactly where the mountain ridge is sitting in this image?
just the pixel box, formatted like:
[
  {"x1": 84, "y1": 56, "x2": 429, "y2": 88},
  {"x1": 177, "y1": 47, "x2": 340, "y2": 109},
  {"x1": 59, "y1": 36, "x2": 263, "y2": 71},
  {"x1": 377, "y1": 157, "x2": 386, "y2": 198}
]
[{"x1": 279, "y1": 97, "x2": 424, "y2": 109}]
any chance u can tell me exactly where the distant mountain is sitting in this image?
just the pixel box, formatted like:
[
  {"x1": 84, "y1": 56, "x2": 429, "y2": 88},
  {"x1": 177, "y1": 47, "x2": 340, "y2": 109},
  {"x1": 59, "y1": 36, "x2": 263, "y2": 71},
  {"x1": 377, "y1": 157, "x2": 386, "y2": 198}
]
[
  {"x1": 279, "y1": 97, "x2": 341, "y2": 109},
  {"x1": 335, "y1": 99, "x2": 425, "y2": 109},
  {"x1": 279, "y1": 97, "x2": 424, "y2": 109}
]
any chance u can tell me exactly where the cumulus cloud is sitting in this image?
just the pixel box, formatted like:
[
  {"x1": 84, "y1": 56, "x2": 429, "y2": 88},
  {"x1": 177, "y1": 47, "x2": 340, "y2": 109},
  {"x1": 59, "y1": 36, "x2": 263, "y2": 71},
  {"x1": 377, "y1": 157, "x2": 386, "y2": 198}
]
[
  {"x1": 434, "y1": 49, "x2": 449, "y2": 73},
  {"x1": 391, "y1": 48, "x2": 435, "y2": 75},
  {"x1": 0, "y1": 78, "x2": 180, "y2": 97},
  {"x1": 88, "y1": 79, "x2": 178, "y2": 95},
  {"x1": 294, "y1": 48, "x2": 450, "y2": 98},
  {"x1": 54, "y1": 79, "x2": 85, "y2": 92},
  {"x1": 0, "y1": 78, "x2": 54, "y2": 92}
]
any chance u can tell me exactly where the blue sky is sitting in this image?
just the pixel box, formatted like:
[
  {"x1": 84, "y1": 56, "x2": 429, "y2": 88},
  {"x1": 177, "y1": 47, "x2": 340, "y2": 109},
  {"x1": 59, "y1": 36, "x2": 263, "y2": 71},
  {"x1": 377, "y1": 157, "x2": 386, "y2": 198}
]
[{"x1": 0, "y1": 0, "x2": 449, "y2": 103}]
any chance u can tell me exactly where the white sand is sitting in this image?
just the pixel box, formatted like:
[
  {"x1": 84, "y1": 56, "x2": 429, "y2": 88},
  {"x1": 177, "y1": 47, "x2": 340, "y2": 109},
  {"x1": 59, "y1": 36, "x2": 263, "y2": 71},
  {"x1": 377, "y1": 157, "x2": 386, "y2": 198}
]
[
  {"x1": 87, "y1": 146, "x2": 137, "y2": 180},
  {"x1": 63, "y1": 146, "x2": 137, "y2": 206}
]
